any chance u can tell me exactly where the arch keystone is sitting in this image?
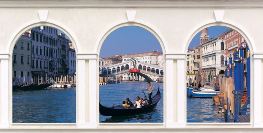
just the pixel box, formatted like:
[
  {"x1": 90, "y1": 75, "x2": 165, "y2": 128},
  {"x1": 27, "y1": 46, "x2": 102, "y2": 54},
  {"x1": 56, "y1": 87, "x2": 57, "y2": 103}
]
[
  {"x1": 126, "y1": 10, "x2": 136, "y2": 22},
  {"x1": 38, "y1": 10, "x2": 49, "y2": 22},
  {"x1": 213, "y1": 10, "x2": 225, "y2": 22}
]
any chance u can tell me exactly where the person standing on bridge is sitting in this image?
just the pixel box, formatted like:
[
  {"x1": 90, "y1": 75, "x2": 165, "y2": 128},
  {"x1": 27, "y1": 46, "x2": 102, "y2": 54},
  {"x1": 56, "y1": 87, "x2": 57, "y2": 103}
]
[{"x1": 146, "y1": 82, "x2": 153, "y2": 104}]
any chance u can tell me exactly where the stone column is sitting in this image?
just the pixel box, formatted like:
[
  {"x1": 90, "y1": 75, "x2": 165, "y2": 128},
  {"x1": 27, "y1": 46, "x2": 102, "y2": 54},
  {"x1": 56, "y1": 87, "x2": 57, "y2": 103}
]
[
  {"x1": 76, "y1": 54, "x2": 97, "y2": 128},
  {"x1": 0, "y1": 54, "x2": 9, "y2": 128},
  {"x1": 254, "y1": 54, "x2": 263, "y2": 127}
]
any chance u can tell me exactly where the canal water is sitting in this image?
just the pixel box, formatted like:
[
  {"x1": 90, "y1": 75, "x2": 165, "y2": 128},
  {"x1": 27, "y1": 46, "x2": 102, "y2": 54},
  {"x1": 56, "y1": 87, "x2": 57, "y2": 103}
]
[
  {"x1": 99, "y1": 82, "x2": 163, "y2": 123},
  {"x1": 13, "y1": 88, "x2": 76, "y2": 123},
  {"x1": 187, "y1": 97, "x2": 225, "y2": 123}
]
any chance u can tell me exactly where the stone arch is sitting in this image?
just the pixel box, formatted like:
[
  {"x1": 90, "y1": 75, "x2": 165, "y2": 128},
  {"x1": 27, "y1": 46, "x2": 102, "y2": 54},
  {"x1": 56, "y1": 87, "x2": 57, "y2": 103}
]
[
  {"x1": 9, "y1": 21, "x2": 79, "y2": 55},
  {"x1": 97, "y1": 21, "x2": 166, "y2": 56},
  {"x1": 121, "y1": 65, "x2": 125, "y2": 71},
  {"x1": 117, "y1": 66, "x2": 120, "y2": 72},
  {"x1": 9, "y1": 21, "x2": 79, "y2": 123},
  {"x1": 138, "y1": 64, "x2": 142, "y2": 70},
  {"x1": 143, "y1": 66, "x2": 146, "y2": 71},
  {"x1": 147, "y1": 67, "x2": 151, "y2": 72},
  {"x1": 160, "y1": 70, "x2": 164, "y2": 76},
  {"x1": 156, "y1": 69, "x2": 160, "y2": 74},
  {"x1": 151, "y1": 68, "x2": 155, "y2": 73},
  {"x1": 125, "y1": 64, "x2": 129, "y2": 70},
  {"x1": 185, "y1": 22, "x2": 254, "y2": 54}
]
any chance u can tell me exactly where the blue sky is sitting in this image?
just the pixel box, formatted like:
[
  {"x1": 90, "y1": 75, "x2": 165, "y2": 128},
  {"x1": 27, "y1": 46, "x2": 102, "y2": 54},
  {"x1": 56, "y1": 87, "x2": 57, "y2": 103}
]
[
  {"x1": 100, "y1": 26, "x2": 162, "y2": 58},
  {"x1": 188, "y1": 26, "x2": 230, "y2": 49},
  {"x1": 99, "y1": 26, "x2": 230, "y2": 57}
]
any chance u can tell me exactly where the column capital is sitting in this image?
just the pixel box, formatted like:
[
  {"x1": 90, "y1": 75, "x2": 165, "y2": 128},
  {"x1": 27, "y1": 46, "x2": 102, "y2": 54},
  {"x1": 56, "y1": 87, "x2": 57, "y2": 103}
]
[
  {"x1": 77, "y1": 53, "x2": 98, "y2": 60},
  {"x1": 0, "y1": 54, "x2": 10, "y2": 60},
  {"x1": 253, "y1": 53, "x2": 263, "y2": 59},
  {"x1": 165, "y1": 54, "x2": 186, "y2": 60}
]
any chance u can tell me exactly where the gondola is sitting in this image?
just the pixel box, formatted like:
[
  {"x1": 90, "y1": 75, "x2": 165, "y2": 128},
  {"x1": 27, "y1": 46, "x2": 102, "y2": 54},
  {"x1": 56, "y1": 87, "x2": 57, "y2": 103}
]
[
  {"x1": 13, "y1": 83, "x2": 52, "y2": 91},
  {"x1": 99, "y1": 88, "x2": 161, "y2": 116},
  {"x1": 100, "y1": 68, "x2": 161, "y2": 116}
]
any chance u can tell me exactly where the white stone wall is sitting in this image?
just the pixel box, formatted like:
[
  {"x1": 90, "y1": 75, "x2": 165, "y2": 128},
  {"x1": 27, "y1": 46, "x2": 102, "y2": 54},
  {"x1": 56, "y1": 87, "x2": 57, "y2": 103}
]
[{"x1": 1, "y1": 0, "x2": 263, "y2": 132}]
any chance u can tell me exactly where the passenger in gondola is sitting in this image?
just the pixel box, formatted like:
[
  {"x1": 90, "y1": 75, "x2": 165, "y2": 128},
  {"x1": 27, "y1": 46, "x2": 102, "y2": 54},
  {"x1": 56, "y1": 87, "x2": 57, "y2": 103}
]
[
  {"x1": 141, "y1": 97, "x2": 148, "y2": 106},
  {"x1": 134, "y1": 96, "x2": 142, "y2": 108},
  {"x1": 126, "y1": 98, "x2": 133, "y2": 107},
  {"x1": 122, "y1": 101, "x2": 130, "y2": 108},
  {"x1": 146, "y1": 82, "x2": 153, "y2": 104}
]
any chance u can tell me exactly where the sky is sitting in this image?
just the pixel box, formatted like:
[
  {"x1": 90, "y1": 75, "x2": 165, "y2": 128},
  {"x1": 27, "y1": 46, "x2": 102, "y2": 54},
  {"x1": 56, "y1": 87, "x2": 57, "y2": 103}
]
[
  {"x1": 100, "y1": 26, "x2": 162, "y2": 58},
  {"x1": 188, "y1": 26, "x2": 230, "y2": 49}
]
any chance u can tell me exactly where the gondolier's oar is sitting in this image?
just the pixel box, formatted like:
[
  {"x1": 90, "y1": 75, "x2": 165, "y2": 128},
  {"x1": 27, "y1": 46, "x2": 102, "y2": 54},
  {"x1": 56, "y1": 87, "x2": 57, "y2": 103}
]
[{"x1": 142, "y1": 90, "x2": 148, "y2": 100}]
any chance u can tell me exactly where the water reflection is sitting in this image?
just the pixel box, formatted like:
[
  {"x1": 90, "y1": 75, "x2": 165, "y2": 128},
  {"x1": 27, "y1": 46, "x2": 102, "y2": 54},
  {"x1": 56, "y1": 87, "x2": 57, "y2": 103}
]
[{"x1": 13, "y1": 88, "x2": 76, "y2": 123}]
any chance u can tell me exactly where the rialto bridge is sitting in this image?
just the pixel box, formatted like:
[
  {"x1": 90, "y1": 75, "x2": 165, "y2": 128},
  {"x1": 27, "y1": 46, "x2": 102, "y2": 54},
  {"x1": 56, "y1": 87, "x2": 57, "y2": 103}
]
[{"x1": 99, "y1": 62, "x2": 164, "y2": 82}]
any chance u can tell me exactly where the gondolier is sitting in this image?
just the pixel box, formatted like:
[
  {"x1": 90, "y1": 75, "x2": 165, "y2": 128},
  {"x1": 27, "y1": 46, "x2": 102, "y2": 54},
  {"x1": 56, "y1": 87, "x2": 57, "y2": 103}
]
[{"x1": 146, "y1": 82, "x2": 153, "y2": 104}]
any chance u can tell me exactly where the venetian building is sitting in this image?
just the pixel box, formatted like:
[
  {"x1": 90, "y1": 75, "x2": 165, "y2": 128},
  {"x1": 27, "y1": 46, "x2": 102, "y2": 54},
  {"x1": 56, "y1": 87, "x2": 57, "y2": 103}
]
[
  {"x1": 68, "y1": 43, "x2": 76, "y2": 76},
  {"x1": 201, "y1": 37, "x2": 225, "y2": 84},
  {"x1": 186, "y1": 49, "x2": 195, "y2": 86},
  {"x1": 31, "y1": 26, "x2": 59, "y2": 83},
  {"x1": 122, "y1": 51, "x2": 162, "y2": 65},
  {"x1": 13, "y1": 32, "x2": 32, "y2": 85},
  {"x1": 200, "y1": 28, "x2": 209, "y2": 44}
]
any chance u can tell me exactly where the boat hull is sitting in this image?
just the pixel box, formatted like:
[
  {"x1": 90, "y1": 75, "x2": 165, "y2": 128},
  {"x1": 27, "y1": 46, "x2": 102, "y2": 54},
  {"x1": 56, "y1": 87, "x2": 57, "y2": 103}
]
[
  {"x1": 13, "y1": 83, "x2": 52, "y2": 91},
  {"x1": 191, "y1": 91, "x2": 219, "y2": 98}
]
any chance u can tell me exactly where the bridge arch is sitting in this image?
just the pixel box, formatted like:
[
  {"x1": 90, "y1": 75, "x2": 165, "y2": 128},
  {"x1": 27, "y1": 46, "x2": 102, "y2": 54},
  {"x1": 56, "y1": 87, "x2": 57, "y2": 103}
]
[
  {"x1": 121, "y1": 65, "x2": 125, "y2": 71},
  {"x1": 151, "y1": 68, "x2": 156, "y2": 73},
  {"x1": 125, "y1": 64, "x2": 129, "y2": 70},
  {"x1": 143, "y1": 66, "x2": 146, "y2": 71},
  {"x1": 138, "y1": 64, "x2": 142, "y2": 70},
  {"x1": 156, "y1": 69, "x2": 160, "y2": 74},
  {"x1": 147, "y1": 67, "x2": 151, "y2": 72}
]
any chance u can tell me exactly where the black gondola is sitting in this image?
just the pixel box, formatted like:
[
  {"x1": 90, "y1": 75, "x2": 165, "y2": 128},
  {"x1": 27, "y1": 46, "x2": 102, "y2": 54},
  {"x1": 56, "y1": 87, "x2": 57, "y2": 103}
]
[
  {"x1": 13, "y1": 83, "x2": 52, "y2": 91},
  {"x1": 99, "y1": 88, "x2": 161, "y2": 116}
]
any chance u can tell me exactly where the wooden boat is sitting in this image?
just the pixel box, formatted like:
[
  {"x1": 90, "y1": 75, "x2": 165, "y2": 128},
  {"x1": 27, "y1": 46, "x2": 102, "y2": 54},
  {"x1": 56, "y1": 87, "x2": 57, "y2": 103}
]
[
  {"x1": 13, "y1": 83, "x2": 52, "y2": 91},
  {"x1": 99, "y1": 88, "x2": 161, "y2": 116}
]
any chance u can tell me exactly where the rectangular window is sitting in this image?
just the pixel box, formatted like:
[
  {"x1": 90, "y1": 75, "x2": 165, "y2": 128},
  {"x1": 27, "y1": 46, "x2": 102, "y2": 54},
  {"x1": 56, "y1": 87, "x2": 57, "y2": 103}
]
[
  {"x1": 36, "y1": 33, "x2": 39, "y2": 42},
  {"x1": 14, "y1": 71, "x2": 16, "y2": 78},
  {"x1": 36, "y1": 60, "x2": 38, "y2": 68},
  {"x1": 27, "y1": 55, "x2": 30, "y2": 64},
  {"x1": 13, "y1": 55, "x2": 17, "y2": 64},
  {"x1": 21, "y1": 42, "x2": 24, "y2": 50},
  {"x1": 21, "y1": 56, "x2": 24, "y2": 64},
  {"x1": 32, "y1": 60, "x2": 34, "y2": 68},
  {"x1": 27, "y1": 43, "x2": 30, "y2": 50},
  {"x1": 20, "y1": 71, "x2": 23, "y2": 78}
]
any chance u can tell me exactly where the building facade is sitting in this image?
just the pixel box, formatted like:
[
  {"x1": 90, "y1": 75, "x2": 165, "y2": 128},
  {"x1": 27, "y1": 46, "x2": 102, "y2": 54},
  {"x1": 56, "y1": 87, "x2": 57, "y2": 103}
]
[
  {"x1": 13, "y1": 26, "x2": 76, "y2": 85},
  {"x1": 12, "y1": 33, "x2": 32, "y2": 85}
]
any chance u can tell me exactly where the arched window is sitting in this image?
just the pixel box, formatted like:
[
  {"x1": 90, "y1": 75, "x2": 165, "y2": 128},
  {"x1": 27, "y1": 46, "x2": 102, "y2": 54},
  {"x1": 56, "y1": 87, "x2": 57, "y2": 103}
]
[
  {"x1": 12, "y1": 26, "x2": 76, "y2": 123},
  {"x1": 186, "y1": 26, "x2": 250, "y2": 123},
  {"x1": 99, "y1": 26, "x2": 164, "y2": 123},
  {"x1": 221, "y1": 42, "x2": 224, "y2": 50}
]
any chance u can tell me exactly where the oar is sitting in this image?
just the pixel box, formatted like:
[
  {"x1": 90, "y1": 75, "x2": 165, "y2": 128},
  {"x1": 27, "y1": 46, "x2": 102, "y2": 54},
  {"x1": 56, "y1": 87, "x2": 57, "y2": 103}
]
[{"x1": 142, "y1": 90, "x2": 148, "y2": 100}]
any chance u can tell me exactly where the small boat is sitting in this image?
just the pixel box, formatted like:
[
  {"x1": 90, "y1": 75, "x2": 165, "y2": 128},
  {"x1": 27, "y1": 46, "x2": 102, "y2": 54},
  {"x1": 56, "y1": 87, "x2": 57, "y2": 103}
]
[
  {"x1": 191, "y1": 87, "x2": 220, "y2": 98},
  {"x1": 13, "y1": 83, "x2": 52, "y2": 91},
  {"x1": 99, "y1": 88, "x2": 161, "y2": 116},
  {"x1": 187, "y1": 87, "x2": 194, "y2": 97}
]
